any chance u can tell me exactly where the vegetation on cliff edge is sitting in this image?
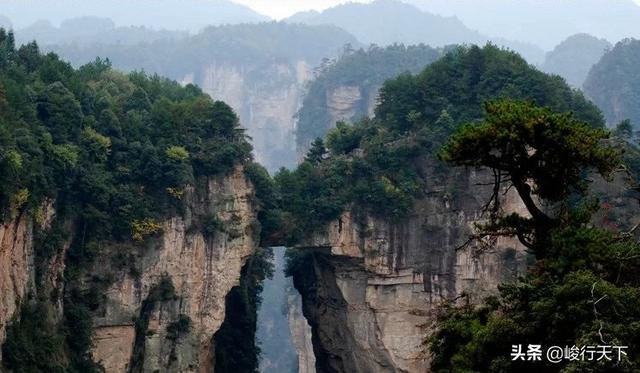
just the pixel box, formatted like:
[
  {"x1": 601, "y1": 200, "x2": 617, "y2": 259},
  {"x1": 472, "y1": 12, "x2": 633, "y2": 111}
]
[
  {"x1": 273, "y1": 44, "x2": 604, "y2": 245},
  {"x1": 430, "y1": 101, "x2": 640, "y2": 372},
  {"x1": 0, "y1": 28, "x2": 254, "y2": 371}
]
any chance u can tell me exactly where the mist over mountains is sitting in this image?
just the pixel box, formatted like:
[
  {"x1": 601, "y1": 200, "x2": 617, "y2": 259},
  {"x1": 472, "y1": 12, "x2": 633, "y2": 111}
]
[
  {"x1": 0, "y1": 15, "x2": 11, "y2": 29},
  {"x1": 5, "y1": 0, "x2": 637, "y2": 63},
  {"x1": 0, "y1": 0, "x2": 269, "y2": 30},
  {"x1": 540, "y1": 33, "x2": 612, "y2": 88},
  {"x1": 3, "y1": 1, "x2": 640, "y2": 372},
  {"x1": 286, "y1": 0, "x2": 484, "y2": 46},
  {"x1": 285, "y1": 0, "x2": 545, "y2": 63},
  {"x1": 14, "y1": 17, "x2": 189, "y2": 48},
  {"x1": 1, "y1": 0, "x2": 639, "y2": 167},
  {"x1": 408, "y1": 0, "x2": 640, "y2": 50}
]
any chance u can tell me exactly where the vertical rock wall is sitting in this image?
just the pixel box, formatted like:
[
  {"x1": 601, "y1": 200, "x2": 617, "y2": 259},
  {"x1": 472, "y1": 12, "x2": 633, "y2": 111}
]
[
  {"x1": 297, "y1": 84, "x2": 380, "y2": 161},
  {"x1": 0, "y1": 212, "x2": 35, "y2": 360},
  {"x1": 0, "y1": 199, "x2": 57, "y2": 361},
  {"x1": 187, "y1": 61, "x2": 313, "y2": 172},
  {"x1": 90, "y1": 166, "x2": 259, "y2": 372},
  {"x1": 287, "y1": 285, "x2": 317, "y2": 373},
  {"x1": 292, "y1": 165, "x2": 530, "y2": 372}
]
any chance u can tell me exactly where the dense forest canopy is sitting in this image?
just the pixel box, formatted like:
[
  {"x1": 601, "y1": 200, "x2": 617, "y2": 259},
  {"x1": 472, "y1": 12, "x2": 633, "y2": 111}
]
[
  {"x1": 296, "y1": 44, "x2": 442, "y2": 152},
  {"x1": 374, "y1": 44, "x2": 604, "y2": 129},
  {"x1": 0, "y1": 28, "x2": 258, "y2": 371},
  {"x1": 584, "y1": 38, "x2": 640, "y2": 128},
  {"x1": 278, "y1": 41, "x2": 640, "y2": 372},
  {"x1": 0, "y1": 28, "x2": 252, "y2": 225},
  {"x1": 541, "y1": 33, "x2": 611, "y2": 88},
  {"x1": 269, "y1": 44, "x2": 604, "y2": 244},
  {"x1": 1, "y1": 0, "x2": 640, "y2": 368}
]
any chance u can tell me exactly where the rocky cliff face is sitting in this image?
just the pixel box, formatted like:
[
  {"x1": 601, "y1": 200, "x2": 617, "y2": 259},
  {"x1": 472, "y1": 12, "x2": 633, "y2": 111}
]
[
  {"x1": 90, "y1": 166, "x2": 258, "y2": 372},
  {"x1": 0, "y1": 213, "x2": 35, "y2": 360},
  {"x1": 0, "y1": 200, "x2": 59, "y2": 361},
  {"x1": 298, "y1": 84, "x2": 379, "y2": 161},
  {"x1": 187, "y1": 64, "x2": 381, "y2": 172},
  {"x1": 287, "y1": 284, "x2": 316, "y2": 373},
  {"x1": 183, "y1": 61, "x2": 312, "y2": 172},
  {"x1": 326, "y1": 85, "x2": 378, "y2": 128},
  {"x1": 291, "y1": 163, "x2": 529, "y2": 373},
  {"x1": 0, "y1": 168, "x2": 259, "y2": 372}
]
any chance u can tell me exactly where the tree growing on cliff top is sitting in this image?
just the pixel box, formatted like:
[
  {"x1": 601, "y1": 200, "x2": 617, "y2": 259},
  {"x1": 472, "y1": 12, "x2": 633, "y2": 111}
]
[
  {"x1": 439, "y1": 100, "x2": 621, "y2": 257},
  {"x1": 431, "y1": 100, "x2": 640, "y2": 372}
]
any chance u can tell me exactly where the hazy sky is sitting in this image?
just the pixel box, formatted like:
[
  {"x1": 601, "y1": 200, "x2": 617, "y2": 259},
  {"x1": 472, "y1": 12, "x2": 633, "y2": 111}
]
[
  {"x1": 233, "y1": 0, "x2": 640, "y2": 20},
  {"x1": 232, "y1": 0, "x2": 373, "y2": 19}
]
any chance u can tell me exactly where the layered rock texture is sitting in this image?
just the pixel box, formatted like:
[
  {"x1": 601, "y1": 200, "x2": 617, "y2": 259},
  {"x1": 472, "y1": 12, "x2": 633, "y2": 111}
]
[
  {"x1": 296, "y1": 83, "x2": 379, "y2": 161},
  {"x1": 183, "y1": 61, "x2": 313, "y2": 172},
  {"x1": 0, "y1": 168, "x2": 260, "y2": 372},
  {"x1": 91, "y1": 167, "x2": 258, "y2": 372},
  {"x1": 292, "y1": 164, "x2": 530, "y2": 373},
  {"x1": 288, "y1": 286, "x2": 317, "y2": 373},
  {"x1": 325, "y1": 85, "x2": 377, "y2": 131},
  {"x1": 0, "y1": 200, "x2": 57, "y2": 361},
  {"x1": 0, "y1": 212, "x2": 34, "y2": 360}
]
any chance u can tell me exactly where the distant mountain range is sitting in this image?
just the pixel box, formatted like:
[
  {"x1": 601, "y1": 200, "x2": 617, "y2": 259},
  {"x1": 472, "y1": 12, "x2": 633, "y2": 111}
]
[
  {"x1": 0, "y1": 0, "x2": 269, "y2": 30},
  {"x1": 541, "y1": 33, "x2": 612, "y2": 88},
  {"x1": 3, "y1": 0, "x2": 640, "y2": 57},
  {"x1": 286, "y1": 0, "x2": 484, "y2": 47},
  {"x1": 285, "y1": 0, "x2": 545, "y2": 64},
  {"x1": 407, "y1": 0, "x2": 640, "y2": 50},
  {"x1": 14, "y1": 17, "x2": 189, "y2": 47}
]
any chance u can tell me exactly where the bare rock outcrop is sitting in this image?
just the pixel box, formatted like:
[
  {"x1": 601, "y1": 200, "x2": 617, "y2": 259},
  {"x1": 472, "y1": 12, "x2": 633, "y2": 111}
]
[
  {"x1": 185, "y1": 61, "x2": 312, "y2": 171},
  {"x1": 0, "y1": 212, "x2": 35, "y2": 360},
  {"x1": 0, "y1": 199, "x2": 59, "y2": 360},
  {"x1": 287, "y1": 285, "x2": 316, "y2": 373},
  {"x1": 292, "y1": 165, "x2": 529, "y2": 373},
  {"x1": 91, "y1": 166, "x2": 259, "y2": 372}
]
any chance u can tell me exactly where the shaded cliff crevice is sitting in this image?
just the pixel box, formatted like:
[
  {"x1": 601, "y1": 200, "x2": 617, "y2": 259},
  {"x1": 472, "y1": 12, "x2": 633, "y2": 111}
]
[
  {"x1": 129, "y1": 276, "x2": 180, "y2": 372},
  {"x1": 213, "y1": 247, "x2": 273, "y2": 373},
  {"x1": 288, "y1": 249, "x2": 397, "y2": 373},
  {"x1": 283, "y1": 163, "x2": 531, "y2": 372}
]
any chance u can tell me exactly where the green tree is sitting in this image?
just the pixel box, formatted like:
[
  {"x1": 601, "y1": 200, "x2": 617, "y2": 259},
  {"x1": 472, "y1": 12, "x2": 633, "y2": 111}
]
[
  {"x1": 36, "y1": 82, "x2": 83, "y2": 143},
  {"x1": 439, "y1": 100, "x2": 620, "y2": 257},
  {"x1": 430, "y1": 101, "x2": 640, "y2": 372},
  {"x1": 305, "y1": 138, "x2": 327, "y2": 165}
]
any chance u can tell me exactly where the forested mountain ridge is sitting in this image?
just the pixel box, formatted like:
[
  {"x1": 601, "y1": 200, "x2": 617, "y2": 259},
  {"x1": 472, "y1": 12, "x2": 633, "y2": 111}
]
[
  {"x1": 541, "y1": 33, "x2": 611, "y2": 88},
  {"x1": 277, "y1": 44, "x2": 604, "y2": 245},
  {"x1": 286, "y1": 0, "x2": 485, "y2": 47},
  {"x1": 13, "y1": 17, "x2": 189, "y2": 48},
  {"x1": 295, "y1": 44, "x2": 442, "y2": 157},
  {"x1": 273, "y1": 44, "x2": 640, "y2": 371},
  {"x1": 408, "y1": 0, "x2": 640, "y2": 50},
  {"x1": 285, "y1": 0, "x2": 545, "y2": 64},
  {"x1": 27, "y1": 22, "x2": 359, "y2": 171},
  {"x1": 1, "y1": 1, "x2": 640, "y2": 370},
  {"x1": 36, "y1": 22, "x2": 357, "y2": 78},
  {"x1": 584, "y1": 38, "x2": 640, "y2": 128},
  {"x1": 0, "y1": 28, "x2": 271, "y2": 371}
]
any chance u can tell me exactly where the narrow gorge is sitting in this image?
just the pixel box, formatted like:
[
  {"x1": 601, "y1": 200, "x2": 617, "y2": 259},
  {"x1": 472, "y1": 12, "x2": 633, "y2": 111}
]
[{"x1": 2, "y1": 14, "x2": 640, "y2": 372}]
